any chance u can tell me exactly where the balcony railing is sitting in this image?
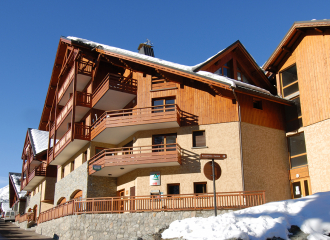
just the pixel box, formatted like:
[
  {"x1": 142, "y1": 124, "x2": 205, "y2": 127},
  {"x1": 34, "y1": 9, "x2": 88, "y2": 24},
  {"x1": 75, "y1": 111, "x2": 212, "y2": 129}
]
[
  {"x1": 91, "y1": 104, "x2": 181, "y2": 140},
  {"x1": 15, "y1": 212, "x2": 34, "y2": 223},
  {"x1": 89, "y1": 143, "x2": 182, "y2": 175},
  {"x1": 56, "y1": 96, "x2": 73, "y2": 127},
  {"x1": 50, "y1": 123, "x2": 55, "y2": 138},
  {"x1": 76, "y1": 91, "x2": 91, "y2": 108},
  {"x1": 53, "y1": 124, "x2": 90, "y2": 156},
  {"x1": 57, "y1": 59, "x2": 93, "y2": 103},
  {"x1": 38, "y1": 191, "x2": 266, "y2": 224},
  {"x1": 48, "y1": 147, "x2": 54, "y2": 164},
  {"x1": 27, "y1": 166, "x2": 47, "y2": 183}
]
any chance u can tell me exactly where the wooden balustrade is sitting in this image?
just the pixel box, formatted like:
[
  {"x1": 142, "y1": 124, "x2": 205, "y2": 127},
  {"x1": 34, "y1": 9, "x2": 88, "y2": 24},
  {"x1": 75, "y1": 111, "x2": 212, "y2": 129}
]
[
  {"x1": 38, "y1": 200, "x2": 75, "y2": 224},
  {"x1": 56, "y1": 96, "x2": 73, "y2": 127},
  {"x1": 151, "y1": 79, "x2": 177, "y2": 90},
  {"x1": 91, "y1": 104, "x2": 181, "y2": 139},
  {"x1": 58, "y1": 67, "x2": 75, "y2": 102},
  {"x1": 89, "y1": 143, "x2": 182, "y2": 174},
  {"x1": 27, "y1": 166, "x2": 47, "y2": 183},
  {"x1": 76, "y1": 91, "x2": 91, "y2": 107},
  {"x1": 48, "y1": 147, "x2": 54, "y2": 163},
  {"x1": 37, "y1": 191, "x2": 265, "y2": 224},
  {"x1": 50, "y1": 123, "x2": 55, "y2": 138},
  {"x1": 78, "y1": 59, "x2": 93, "y2": 75},
  {"x1": 15, "y1": 212, "x2": 34, "y2": 223},
  {"x1": 54, "y1": 128, "x2": 72, "y2": 154},
  {"x1": 92, "y1": 73, "x2": 137, "y2": 107},
  {"x1": 53, "y1": 124, "x2": 90, "y2": 157}
]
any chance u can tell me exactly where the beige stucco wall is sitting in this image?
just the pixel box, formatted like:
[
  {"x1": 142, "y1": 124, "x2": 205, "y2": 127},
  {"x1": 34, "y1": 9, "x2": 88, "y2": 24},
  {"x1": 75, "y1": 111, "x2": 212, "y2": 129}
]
[
  {"x1": 304, "y1": 118, "x2": 330, "y2": 194},
  {"x1": 241, "y1": 122, "x2": 291, "y2": 202},
  {"x1": 117, "y1": 122, "x2": 244, "y2": 196}
]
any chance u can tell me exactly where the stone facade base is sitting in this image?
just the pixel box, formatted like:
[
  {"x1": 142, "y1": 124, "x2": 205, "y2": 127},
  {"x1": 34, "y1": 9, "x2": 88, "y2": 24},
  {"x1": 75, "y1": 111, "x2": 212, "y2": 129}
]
[{"x1": 36, "y1": 210, "x2": 233, "y2": 240}]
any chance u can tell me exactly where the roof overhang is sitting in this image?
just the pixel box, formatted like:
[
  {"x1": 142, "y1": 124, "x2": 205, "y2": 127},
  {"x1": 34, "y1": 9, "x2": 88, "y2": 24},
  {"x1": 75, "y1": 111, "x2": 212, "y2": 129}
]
[{"x1": 263, "y1": 19, "x2": 330, "y2": 74}]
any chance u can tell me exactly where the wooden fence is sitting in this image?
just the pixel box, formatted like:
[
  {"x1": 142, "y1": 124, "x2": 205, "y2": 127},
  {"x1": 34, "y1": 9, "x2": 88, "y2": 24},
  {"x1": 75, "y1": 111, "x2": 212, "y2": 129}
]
[{"x1": 38, "y1": 191, "x2": 265, "y2": 224}]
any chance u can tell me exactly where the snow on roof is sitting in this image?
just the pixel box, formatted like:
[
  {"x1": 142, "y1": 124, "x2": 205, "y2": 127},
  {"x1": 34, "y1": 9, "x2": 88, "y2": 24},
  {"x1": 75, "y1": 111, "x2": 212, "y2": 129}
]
[
  {"x1": 67, "y1": 37, "x2": 271, "y2": 96},
  {"x1": 9, "y1": 173, "x2": 26, "y2": 198},
  {"x1": 28, "y1": 128, "x2": 48, "y2": 155},
  {"x1": 162, "y1": 191, "x2": 330, "y2": 240}
]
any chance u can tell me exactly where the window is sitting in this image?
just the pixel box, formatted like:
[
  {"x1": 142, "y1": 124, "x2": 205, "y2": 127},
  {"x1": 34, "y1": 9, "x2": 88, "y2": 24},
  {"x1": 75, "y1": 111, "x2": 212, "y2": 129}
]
[
  {"x1": 152, "y1": 97, "x2": 175, "y2": 113},
  {"x1": 237, "y1": 67, "x2": 250, "y2": 83},
  {"x1": 123, "y1": 141, "x2": 133, "y2": 155},
  {"x1": 167, "y1": 183, "x2": 180, "y2": 195},
  {"x1": 152, "y1": 133, "x2": 177, "y2": 152},
  {"x1": 281, "y1": 65, "x2": 298, "y2": 98},
  {"x1": 193, "y1": 131, "x2": 206, "y2": 147},
  {"x1": 288, "y1": 132, "x2": 308, "y2": 168},
  {"x1": 95, "y1": 147, "x2": 106, "y2": 156},
  {"x1": 214, "y1": 61, "x2": 232, "y2": 78},
  {"x1": 253, "y1": 98, "x2": 262, "y2": 110},
  {"x1": 284, "y1": 96, "x2": 303, "y2": 131},
  {"x1": 194, "y1": 182, "x2": 207, "y2": 194}
]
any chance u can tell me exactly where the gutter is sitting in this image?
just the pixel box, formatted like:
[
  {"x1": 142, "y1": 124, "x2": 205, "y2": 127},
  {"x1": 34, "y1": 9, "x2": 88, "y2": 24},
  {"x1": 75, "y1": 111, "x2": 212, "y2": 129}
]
[{"x1": 231, "y1": 84, "x2": 245, "y2": 191}]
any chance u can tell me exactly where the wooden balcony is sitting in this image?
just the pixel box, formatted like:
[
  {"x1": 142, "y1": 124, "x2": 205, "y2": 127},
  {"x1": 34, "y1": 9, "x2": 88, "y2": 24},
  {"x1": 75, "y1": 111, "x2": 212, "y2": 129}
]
[
  {"x1": 58, "y1": 59, "x2": 93, "y2": 106},
  {"x1": 49, "y1": 124, "x2": 90, "y2": 166},
  {"x1": 89, "y1": 143, "x2": 182, "y2": 177},
  {"x1": 21, "y1": 165, "x2": 47, "y2": 191},
  {"x1": 56, "y1": 92, "x2": 91, "y2": 136},
  {"x1": 92, "y1": 73, "x2": 137, "y2": 111},
  {"x1": 91, "y1": 104, "x2": 181, "y2": 144},
  {"x1": 38, "y1": 191, "x2": 266, "y2": 223}
]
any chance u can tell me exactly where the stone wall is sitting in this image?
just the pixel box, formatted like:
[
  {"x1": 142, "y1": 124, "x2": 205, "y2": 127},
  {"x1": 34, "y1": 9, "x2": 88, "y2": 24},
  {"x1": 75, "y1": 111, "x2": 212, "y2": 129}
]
[
  {"x1": 87, "y1": 176, "x2": 117, "y2": 198},
  {"x1": 36, "y1": 209, "x2": 232, "y2": 240},
  {"x1": 54, "y1": 162, "x2": 88, "y2": 204}
]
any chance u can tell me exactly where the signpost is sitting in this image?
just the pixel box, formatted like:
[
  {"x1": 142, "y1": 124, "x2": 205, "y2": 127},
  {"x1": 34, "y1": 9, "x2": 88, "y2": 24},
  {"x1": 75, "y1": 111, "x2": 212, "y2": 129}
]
[{"x1": 200, "y1": 153, "x2": 227, "y2": 216}]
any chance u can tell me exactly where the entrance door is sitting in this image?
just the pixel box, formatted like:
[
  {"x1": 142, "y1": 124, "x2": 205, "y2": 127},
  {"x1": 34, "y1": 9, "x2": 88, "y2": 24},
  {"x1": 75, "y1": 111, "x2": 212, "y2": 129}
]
[{"x1": 291, "y1": 178, "x2": 310, "y2": 199}]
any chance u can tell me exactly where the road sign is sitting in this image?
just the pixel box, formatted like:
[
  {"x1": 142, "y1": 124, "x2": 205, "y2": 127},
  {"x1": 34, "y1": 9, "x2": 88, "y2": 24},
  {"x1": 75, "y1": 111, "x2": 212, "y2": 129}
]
[{"x1": 200, "y1": 154, "x2": 227, "y2": 160}]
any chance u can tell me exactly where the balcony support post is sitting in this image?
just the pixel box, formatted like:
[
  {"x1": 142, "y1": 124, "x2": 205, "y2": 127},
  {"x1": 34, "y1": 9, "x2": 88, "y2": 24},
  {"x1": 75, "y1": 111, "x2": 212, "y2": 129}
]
[{"x1": 71, "y1": 59, "x2": 78, "y2": 141}]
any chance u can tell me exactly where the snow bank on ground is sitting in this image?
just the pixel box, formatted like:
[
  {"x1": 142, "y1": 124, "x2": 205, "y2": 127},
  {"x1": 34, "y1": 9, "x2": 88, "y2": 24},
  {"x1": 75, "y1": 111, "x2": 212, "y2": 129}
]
[{"x1": 162, "y1": 192, "x2": 330, "y2": 240}]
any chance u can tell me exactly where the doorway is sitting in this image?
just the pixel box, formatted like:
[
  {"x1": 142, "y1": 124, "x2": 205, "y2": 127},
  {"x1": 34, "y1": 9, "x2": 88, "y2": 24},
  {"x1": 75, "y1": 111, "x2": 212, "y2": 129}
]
[{"x1": 291, "y1": 177, "x2": 310, "y2": 199}]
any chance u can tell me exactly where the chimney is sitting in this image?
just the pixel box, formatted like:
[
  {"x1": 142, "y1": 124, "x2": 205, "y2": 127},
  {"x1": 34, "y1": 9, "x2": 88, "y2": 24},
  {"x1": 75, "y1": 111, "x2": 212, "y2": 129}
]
[{"x1": 138, "y1": 39, "x2": 155, "y2": 57}]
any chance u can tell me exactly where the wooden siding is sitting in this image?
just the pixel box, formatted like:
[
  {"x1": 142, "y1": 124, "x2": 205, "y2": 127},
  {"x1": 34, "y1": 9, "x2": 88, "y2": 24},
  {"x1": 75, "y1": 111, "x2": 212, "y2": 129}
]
[
  {"x1": 289, "y1": 165, "x2": 309, "y2": 180},
  {"x1": 239, "y1": 94, "x2": 285, "y2": 130},
  {"x1": 136, "y1": 73, "x2": 239, "y2": 126},
  {"x1": 294, "y1": 32, "x2": 330, "y2": 126}
]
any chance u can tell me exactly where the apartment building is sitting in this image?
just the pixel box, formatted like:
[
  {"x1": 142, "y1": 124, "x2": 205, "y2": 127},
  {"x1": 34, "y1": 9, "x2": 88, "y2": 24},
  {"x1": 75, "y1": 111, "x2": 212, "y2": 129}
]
[
  {"x1": 263, "y1": 19, "x2": 330, "y2": 198},
  {"x1": 9, "y1": 173, "x2": 26, "y2": 214},
  {"x1": 20, "y1": 128, "x2": 57, "y2": 219},
  {"x1": 22, "y1": 35, "x2": 292, "y2": 208}
]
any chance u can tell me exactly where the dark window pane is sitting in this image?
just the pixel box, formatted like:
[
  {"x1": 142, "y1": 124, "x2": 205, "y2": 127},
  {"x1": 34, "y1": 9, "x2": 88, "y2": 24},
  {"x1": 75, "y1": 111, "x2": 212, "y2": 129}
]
[
  {"x1": 193, "y1": 131, "x2": 206, "y2": 147},
  {"x1": 288, "y1": 133, "x2": 307, "y2": 156},
  {"x1": 292, "y1": 97, "x2": 302, "y2": 117},
  {"x1": 153, "y1": 99, "x2": 163, "y2": 106},
  {"x1": 165, "y1": 99, "x2": 175, "y2": 112},
  {"x1": 166, "y1": 135, "x2": 176, "y2": 151},
  {"x1": 286, "y1": 119, "x2": 301, "y2": 132},
  {"x1": 168, "y1": 185, "x2": 180, "y2": 194},
  {"x1": 292, "y1": 182, "x2": 302, "y2": 198},
  {"x1": 194, "y1": 183, "x2": 206, "y2": 194},
  {"x1": 291, "y1": 155, "x2": 308, "y2": 168},
  {"x1": 223, "y1": 67, "x2": 230, "y2": 78},
  {"x1": 282, "y1": 65, "x2": 298, "y2": 87},
  {"x1": 283, "y1": 82, "x2": 299, "y2": 97},
  {"x1": 237, "y1": 72, "x2": 241, "y2": 81}
]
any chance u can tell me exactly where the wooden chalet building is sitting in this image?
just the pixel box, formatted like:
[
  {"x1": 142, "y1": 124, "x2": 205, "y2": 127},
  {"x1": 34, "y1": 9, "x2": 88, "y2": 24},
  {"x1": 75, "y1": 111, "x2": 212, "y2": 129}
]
[
  {"x1": 20, "y1": 129, "x2": 57, "y2": 219},
  {"x1": 263, "y1": 19, "x2": 330, "y2": 198},
  {"x1": 9, "y1": 173, "x2": 26, "y2": 215},
  {"x1": 22, "y1": 35, "x2": 292, "y2": 209}
]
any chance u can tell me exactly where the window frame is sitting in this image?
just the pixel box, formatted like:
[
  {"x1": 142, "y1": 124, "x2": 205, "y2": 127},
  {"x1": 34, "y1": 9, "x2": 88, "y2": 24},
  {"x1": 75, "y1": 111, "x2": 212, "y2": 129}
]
[
  {"x1": 192, "y1": 130, "x2": 206, "y2": 148},
  {"x1": 280, "y1": 64, "x2": 299, "y2": 98},
  {"x1": 194, "y1": 182, "x2": 207, "y2": 194},
  {"x1": 287, "y1": 132, "x2": 308, "y2": 169},
  {"x1": 167, "y1": 183, "x2": 180, "y2": 195}
]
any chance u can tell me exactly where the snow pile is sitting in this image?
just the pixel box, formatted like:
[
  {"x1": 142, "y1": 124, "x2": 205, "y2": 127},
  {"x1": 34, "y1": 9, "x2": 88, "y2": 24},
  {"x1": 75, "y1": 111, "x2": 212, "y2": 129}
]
[
  {"x1": 162, "y1": 192, "x2": 330, "y2": 240},
  {"x1": 67, "y1": 37, "x2": 271, "y2": 95},
  {"x1": 0, "y1": 185, "x2": 9, "y2": 202}
]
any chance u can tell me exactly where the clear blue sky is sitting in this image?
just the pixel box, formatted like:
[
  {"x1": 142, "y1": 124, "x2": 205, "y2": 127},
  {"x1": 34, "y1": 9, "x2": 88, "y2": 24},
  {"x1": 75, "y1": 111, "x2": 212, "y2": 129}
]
[{"x1": 0, "y1": 0, "x2": 329, "y2": 189}]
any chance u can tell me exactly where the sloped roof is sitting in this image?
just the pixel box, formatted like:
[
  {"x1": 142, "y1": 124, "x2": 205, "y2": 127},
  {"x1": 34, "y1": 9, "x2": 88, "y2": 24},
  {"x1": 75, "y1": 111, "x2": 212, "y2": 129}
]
[
  {"x1": 263, "y1": 19, "x2": 330, "y2": 73},
  {"x1": 9, "y1": 173, "x2": 26, "y2": 199},
  {"x1": 28, "y1": 128, "x2": 49, "y2": 156},
  {"x1": 67, "y1": 36, "x2": 272, "y2": 95}
]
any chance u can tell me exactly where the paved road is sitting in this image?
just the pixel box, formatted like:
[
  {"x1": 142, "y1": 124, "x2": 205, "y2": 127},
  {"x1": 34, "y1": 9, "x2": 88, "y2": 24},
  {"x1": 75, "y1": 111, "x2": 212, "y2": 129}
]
[{"x1": 0, "y1": 220, "x2": 53, "y2": 240}]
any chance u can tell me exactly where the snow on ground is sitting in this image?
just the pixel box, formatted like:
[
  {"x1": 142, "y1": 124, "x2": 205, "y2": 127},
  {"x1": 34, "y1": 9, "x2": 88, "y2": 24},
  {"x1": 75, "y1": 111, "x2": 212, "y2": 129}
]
[{"x1": 162, "y1": 192, "x2": 330, "y2": 240}]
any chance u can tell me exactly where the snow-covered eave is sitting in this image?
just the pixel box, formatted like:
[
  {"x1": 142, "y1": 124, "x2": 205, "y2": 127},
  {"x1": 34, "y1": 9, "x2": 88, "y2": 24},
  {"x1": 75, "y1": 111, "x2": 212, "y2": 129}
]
[{"x1": 67, "y1": 36, "x2": 288, "y2": 104}]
